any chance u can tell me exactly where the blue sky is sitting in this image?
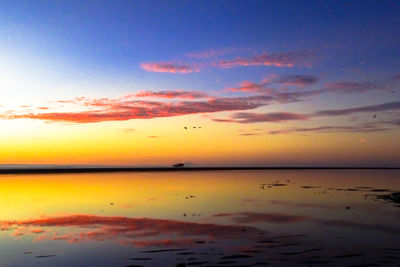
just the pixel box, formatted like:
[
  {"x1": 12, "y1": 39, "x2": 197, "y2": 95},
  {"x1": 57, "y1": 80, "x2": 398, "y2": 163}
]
[{"x1": 2, "y1": 1, "x2": 399, "y2": 82}]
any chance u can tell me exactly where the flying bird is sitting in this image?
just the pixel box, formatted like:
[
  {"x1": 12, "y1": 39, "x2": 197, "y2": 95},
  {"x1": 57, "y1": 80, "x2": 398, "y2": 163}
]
[
  {"x1": 184, "y1": 127, "x2": 187, "y2": 129},
  {"x1": 373, "y1": 114, "x2": 377, "y2": 118}
]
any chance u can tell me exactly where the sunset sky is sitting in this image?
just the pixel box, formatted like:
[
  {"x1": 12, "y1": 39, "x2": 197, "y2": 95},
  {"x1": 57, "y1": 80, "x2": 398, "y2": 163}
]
[{"x1": 0, "y1": 0, "x2": 399, "y2": 166}]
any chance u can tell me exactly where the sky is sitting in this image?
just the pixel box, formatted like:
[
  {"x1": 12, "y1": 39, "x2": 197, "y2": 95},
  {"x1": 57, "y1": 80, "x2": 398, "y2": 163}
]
[{"x1": 0, "y1": 0, "x2": 399, "y2": 166}]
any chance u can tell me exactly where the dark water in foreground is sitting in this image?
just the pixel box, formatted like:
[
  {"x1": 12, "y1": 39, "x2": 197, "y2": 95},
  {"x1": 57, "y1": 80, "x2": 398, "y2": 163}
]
[{"x1": 0, "y1": 170, "x2": 399, "y2": 266}]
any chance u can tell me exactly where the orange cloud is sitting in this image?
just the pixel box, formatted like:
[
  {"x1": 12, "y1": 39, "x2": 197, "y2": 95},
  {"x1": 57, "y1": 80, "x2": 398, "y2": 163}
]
[
  {"x1": 31, "y1": 228, "x2": 44, "y2": 234},
  {"x1": 7, "y1": 95, "x2": 273, "y2": 123}
]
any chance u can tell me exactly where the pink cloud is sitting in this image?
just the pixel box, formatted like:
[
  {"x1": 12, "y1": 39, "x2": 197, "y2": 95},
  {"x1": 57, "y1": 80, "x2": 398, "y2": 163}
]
[
  {"x1": 226, "y1": 75, "x2": 319, "y2": 98},
  {"x1": 228, "y1": 80, "x2": 272, "y2": 94},
  {"x1": 213, "y1": 52, "x2": 308, "y2": 68},
  {"x1": 324, "y1": 81, "x2": 381, "y2": 93},
  {"x1": 140, "y1": 62, "x2": 200, "y2": 74},
  {"x1": 6, "y1": 95, "x2": 273, "y2": 123},
  {"x1": 134, "y1": 90, "x2": 209, "y2": 99}
]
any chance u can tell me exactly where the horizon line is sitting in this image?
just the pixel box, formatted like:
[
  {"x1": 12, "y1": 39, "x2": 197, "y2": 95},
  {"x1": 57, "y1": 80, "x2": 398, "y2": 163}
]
[{"x1": 0, "y1": 166, "x2": 399, "y2": 174}]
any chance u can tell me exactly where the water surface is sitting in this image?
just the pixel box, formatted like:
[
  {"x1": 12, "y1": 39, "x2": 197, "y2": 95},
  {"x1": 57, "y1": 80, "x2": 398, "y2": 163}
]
[{"x1": 0, "y1": 170, "x2": 399, "y2": 266}]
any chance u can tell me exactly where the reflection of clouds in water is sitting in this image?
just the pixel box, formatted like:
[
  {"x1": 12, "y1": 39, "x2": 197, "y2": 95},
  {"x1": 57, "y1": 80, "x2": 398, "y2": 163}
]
[{"x1": 1, "y1": 214, "x2": 259, "y2": 247}]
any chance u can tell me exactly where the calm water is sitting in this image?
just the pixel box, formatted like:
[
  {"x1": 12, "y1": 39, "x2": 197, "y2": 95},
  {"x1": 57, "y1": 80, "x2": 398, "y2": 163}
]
[{"x1": 0, "y1": 170, "x2": 399, "y2": 266}]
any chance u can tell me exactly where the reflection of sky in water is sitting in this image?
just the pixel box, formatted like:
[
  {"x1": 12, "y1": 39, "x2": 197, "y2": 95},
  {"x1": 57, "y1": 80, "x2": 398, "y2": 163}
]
[{"x1": 0, "y1": 170, "x2": 399, "y2": 266}]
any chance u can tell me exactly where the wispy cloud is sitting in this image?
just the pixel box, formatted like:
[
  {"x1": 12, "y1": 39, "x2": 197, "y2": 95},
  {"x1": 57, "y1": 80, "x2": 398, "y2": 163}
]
[
  {"x1": 140, "y1": 62, "x2": 200, "y2": 74},
  {"x1": 313, "y1": 101, "x2": 400, "y2": 117},
  {"x1": 213, "y1": 112, "x2": 309, "y2": 124},
  {"x1": 227, "y1": 76, "x2": 390, "y2": 104},
  {"x1": 324, "y1": 81, "x2": 381, "y2": 93},
  {"x1": 239, "y1": 133, "x2": 262, "y2": 136},
  {"x1": 142, "y1": 50, "x2": 308, "y2": 74},
  {"x1": 212, "y1": 51, "x2": 309, "y2": 68},
  {"x1": 186, "y1": 48, "x2": 236, "y2": 59},
  {"x1": 134, "y1": 90, "x2": 209, "y2": 99},
  {"x1": 6, "y1": 95, "x2": 273, "y2": 123},
  {"x1": 275, "y1": 75, "x2": 319, "y2": 87},
  {"x1": 269, "y1": 124, "x2": 393, "y2": 135},
  {"x1": 212, "y1": 101, "x2": 400, "y2": 130},
  {"x1": 228, "y1": 80, "x2": 271, "y2": 93},
  {"x1": 227, "y1": 75, "x2": 319, "y2": 96},
  {"x1": 273, "y1": 90, "x2": 322, "y2": 103},
  {"x1": 123, "y1": 128, "x2": 135, "y2": 133}
]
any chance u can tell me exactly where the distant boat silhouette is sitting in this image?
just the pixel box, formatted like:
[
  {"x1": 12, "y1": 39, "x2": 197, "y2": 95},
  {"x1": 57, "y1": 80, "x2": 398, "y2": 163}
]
[{"x1": 172, "y1": 163, "x2": 185, "y2": 168}]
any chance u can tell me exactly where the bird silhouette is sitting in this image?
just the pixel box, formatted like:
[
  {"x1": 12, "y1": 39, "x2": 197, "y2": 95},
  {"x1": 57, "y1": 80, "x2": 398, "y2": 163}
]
[
  {"x1": 184, "y1": 127, "x2": 187, "y2": 129},
  {"x1": 373, "y1": 114, "x2": 377, "y2": 118}
]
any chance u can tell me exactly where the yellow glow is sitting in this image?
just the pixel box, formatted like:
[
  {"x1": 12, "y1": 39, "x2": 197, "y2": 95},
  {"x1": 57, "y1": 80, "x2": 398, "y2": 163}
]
[{"x1": 0, "y1": 113, "x2": 399, "y2": 165}]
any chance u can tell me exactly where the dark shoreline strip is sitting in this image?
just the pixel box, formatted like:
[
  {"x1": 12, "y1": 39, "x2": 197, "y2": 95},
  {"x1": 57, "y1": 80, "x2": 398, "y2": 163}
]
[{"x1": 0, "y1": 166, "x2": 398, "y2": 174}]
